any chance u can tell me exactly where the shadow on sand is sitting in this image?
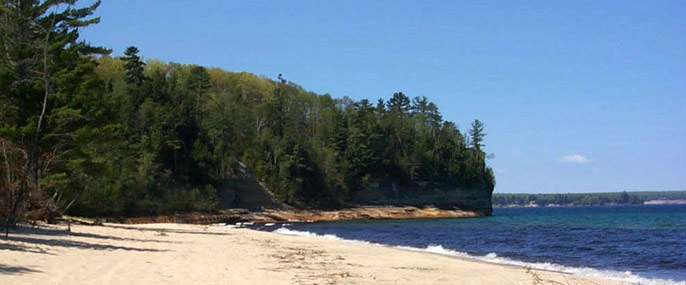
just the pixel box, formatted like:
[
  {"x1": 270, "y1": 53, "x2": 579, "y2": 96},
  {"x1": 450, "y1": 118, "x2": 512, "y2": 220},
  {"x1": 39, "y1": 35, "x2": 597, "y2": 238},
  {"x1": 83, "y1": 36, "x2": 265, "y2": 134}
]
[
  {"x1": 0, "y1": 263, "x2": 42, "y2": 275},
  {"x1": 106, "y1": 224, "x2": 232, "y2": 236},
  {"x1": 4, "y1": 235, "x2": 168, "y2": 252},
  {"x1": 1, "y1": 225, "x2": 169, "y2": 254},
  {"x1": 14, "y1": 225, "x2": 180, "y2": 243}
]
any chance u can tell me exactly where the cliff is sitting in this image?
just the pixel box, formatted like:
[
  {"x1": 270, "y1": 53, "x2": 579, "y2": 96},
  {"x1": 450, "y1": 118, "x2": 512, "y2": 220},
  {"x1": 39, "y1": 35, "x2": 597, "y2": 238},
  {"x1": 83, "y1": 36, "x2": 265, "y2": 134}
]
[
  {"x1": 219, "y1": 164, "x2": 494, "y2": 216},
  {"x1": 112, "y1": 206, "x2": 485, "y2": 225},
  {"x1": 351, "y1": 182, "x2": 493, "y2": 215}
]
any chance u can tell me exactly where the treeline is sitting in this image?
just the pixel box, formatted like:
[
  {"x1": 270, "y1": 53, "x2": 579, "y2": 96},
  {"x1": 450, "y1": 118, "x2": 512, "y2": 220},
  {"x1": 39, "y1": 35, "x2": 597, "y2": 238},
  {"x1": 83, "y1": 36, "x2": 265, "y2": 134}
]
[
  {"x1": 494, "y1": 191, "x2": 686, "y2": 207},
  {"x1": 1, "y1": 1, "x2": 494, "y2": 224},
  {"x1": 630, "y1": 191, "x2": 686, "y2": 202},
  {"x1": 493, "y1": 192, "x2": 644, "y2": 207}
]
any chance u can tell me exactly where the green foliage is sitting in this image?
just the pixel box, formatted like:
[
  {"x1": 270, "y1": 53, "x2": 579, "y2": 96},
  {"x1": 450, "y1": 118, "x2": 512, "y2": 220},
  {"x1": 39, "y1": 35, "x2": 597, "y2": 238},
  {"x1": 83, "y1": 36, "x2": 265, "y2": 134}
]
[
  {"x1": 630, "y1": 191, "x2": 686, "y2": 201},
  {"x1": 2, "y1": 1, "x2": 495, "y2": 219},
  {"x1": 493, "y1": 191, "x2": 645, "y2": 207},
  {"x1": 469, "y1": 119, "x2": 485, "y2": 151},
  {"x1": 123, "y1": 46, "x2": 145, "y2": 86},
  {"x1": 1, "y1": 0, "x2": 110, "y2": 226}
]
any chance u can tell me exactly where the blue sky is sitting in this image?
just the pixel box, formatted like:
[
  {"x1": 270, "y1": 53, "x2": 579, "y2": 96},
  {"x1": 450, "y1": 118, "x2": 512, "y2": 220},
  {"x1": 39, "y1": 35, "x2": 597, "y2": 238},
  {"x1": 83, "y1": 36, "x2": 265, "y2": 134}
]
[{"x1": 79, "y1": 0, "x2": 685, "y2": 193}]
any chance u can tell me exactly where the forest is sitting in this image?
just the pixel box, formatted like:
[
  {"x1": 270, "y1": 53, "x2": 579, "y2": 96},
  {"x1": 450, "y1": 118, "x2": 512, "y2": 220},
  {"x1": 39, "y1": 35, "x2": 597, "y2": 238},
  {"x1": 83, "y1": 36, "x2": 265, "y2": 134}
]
[{"x1": 1, "y1": 1, "x2": 494, "y2": 227}]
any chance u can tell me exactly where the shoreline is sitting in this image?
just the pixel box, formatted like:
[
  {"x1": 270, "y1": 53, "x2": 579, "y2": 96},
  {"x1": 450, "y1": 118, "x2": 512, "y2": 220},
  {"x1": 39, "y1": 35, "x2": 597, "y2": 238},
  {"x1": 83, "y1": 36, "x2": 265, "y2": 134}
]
[
  {"x1": 0, "y1": 222, "x2": 627, "y2": 284},
  {"x1": 106, "y1": 205, "x2": 486, "y2": 224},
  {"x1": 269, "y1": 225, "x2": 669, "y2": 285}
]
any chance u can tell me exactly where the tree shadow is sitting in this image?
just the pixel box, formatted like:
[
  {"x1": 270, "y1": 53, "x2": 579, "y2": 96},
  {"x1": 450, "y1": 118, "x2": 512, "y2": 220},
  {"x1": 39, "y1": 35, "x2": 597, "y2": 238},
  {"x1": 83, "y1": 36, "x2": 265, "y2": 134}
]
[
  {"x1": 2, "y1": 223, "x2": 231, "y2": 256},
  {"x1": 14, "y1": 225, "x2": 179, "y2": 244},
  {"x1": 0, "y1": 241, "x2": 53, "y2": 255},
  {"x1": 106, "y1": 224, "x2": 231, "y2": 236},
  {"x1": 4, "y1": 235, "x2": 167, "y2": 252},
  {"x1": 2, "y1": 225, "x2": 170, "y2": 253},
  {"x1": 0, "y1": 263, "x2": 42, "y2": 275}
]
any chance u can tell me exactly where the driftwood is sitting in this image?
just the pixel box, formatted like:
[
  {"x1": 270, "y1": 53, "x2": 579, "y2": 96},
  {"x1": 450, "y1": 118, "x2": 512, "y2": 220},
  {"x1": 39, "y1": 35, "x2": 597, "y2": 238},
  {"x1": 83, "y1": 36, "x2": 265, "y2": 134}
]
[{"x1": 56, "y1": 216, "x2": 104, "y2": 226}]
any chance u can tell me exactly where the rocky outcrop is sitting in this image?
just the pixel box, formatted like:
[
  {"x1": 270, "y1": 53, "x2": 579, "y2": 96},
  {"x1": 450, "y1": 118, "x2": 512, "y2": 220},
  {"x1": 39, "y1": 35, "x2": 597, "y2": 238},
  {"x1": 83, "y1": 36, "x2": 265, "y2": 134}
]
[
  {"x1": 114, "y1": 206, "x2": 485, "y2": 225},
  {"x1": 196, "y1": 164, "x2": 494, "y2": 224},
  {"x1": 351, "y1": 182, "x2": 493, "y2": 215},
  {"x1": 257, "y1": 206, "x2": 484, "y2": 222},
  {"x1": 219, "y1": 163, "x2": 287, "y2": 211},
  {"x1": 216, "y1": 162, "x2": 493, "y2": 216}
]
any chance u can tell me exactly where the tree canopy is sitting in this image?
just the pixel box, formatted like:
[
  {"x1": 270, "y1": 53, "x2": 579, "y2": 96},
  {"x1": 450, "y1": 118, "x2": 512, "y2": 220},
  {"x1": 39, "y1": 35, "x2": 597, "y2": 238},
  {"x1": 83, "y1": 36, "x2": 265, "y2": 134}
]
[{"x1": 1, "y1": 1, "x2": 495, "y2": 222}]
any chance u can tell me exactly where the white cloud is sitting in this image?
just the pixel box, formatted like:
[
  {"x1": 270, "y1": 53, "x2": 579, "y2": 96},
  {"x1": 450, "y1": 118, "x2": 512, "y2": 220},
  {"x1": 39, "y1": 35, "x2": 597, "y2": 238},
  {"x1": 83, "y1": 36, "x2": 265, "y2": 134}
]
[{"x1": 559, "y1": 154, "x2": 591, "y2": 164}]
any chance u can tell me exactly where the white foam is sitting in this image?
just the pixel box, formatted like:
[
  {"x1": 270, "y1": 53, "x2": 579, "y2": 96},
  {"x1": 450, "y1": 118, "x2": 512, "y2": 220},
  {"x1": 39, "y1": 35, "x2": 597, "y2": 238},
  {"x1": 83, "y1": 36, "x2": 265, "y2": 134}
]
[
  {"x1": 401, "y1": 245, "x2": 685, "y2": 285},
  {"x1": 272, "y1": 227, "x2": 370, "y2": 244},
  {"x1": 273, "y1": 227, "x2": 319, "y2": 237},
  {"x1": 464, "y1": 249, "x2": 685, "y2": 285},
  {"x1": 270, "y1": 227, "x2": 685, "y2": 285}
]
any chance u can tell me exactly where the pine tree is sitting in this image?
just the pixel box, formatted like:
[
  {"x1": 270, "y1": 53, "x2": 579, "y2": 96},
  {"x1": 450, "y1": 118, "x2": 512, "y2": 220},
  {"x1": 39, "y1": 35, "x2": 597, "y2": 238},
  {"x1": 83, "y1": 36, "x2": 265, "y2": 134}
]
[
  {"x1": 0, "y1": 0, "x2": 107, "y2": 231},
  {"x1": 469, "y1": 119, "x2": 486, "y2": 151},
  {"x1": 123, "y1": 46, "x2": 146, "y2": 87}
]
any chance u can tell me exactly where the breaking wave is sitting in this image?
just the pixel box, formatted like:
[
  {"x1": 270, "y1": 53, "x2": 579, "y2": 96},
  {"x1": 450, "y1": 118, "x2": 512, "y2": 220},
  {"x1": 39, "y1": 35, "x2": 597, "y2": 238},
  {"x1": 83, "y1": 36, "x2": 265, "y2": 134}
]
[{"x1": 270, "y1": 227, "x2": 685, "y2": 285}]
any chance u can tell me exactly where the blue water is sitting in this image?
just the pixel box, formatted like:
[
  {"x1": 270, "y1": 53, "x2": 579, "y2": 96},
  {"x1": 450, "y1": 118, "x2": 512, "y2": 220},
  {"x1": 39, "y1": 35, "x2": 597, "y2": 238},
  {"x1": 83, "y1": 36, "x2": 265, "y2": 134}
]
[{"x1": 263, "y1": 204, "x2": 686, "y2": 283}]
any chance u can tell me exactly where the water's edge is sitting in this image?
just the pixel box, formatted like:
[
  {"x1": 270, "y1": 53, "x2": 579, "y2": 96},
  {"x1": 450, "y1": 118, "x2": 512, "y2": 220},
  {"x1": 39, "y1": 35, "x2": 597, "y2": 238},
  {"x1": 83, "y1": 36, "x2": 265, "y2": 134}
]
[{"x1": 260, "y1": 224, "x2": 684, "y2": 285}]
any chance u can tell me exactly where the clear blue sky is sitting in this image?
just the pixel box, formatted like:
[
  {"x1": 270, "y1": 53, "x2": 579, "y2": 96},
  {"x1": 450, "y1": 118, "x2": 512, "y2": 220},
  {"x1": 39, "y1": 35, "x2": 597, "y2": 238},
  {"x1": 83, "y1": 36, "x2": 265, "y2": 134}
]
[{"x1": 80, "y1": 0, "x2": 685, "y2": 193}]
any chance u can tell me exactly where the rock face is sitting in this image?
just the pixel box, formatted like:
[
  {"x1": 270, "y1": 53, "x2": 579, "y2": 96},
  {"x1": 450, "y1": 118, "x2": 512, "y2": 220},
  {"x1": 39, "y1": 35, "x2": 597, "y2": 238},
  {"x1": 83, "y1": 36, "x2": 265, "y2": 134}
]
[
  {"x1": 220, "y1": 178, "x2": 285, "y2": 211},
  {"x1": 351, "y1": 182, "x2": 494, "y2": 216},
  {"x1": 220, "y1": 180, "x2": 493, "y2": 217},
  {"x1": 219, "y1": 163, "x2": 286, "y2": 211},
  {"x1": 258, "y1": 206, "x2": 484, "y2": 222},
  {"x1": 118, "y1": 206, "x2": 484, "y2": 225},
  {"x1": 216, "y1": 164, "x2": 494, "y2": 219}
]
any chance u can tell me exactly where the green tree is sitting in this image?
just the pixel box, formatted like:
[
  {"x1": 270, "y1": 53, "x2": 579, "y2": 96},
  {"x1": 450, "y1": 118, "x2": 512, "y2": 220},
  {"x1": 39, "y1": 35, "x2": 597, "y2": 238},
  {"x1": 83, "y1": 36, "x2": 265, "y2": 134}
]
[
  {"x1": 1, "y1": 0, "x2": 107, "y2": 230},
  {"x1": 469, "y1": 119, "x2": 486, "y2": 151},
  {"x1": 123, "y1": 46, "x2": 145, "y2": 86}
]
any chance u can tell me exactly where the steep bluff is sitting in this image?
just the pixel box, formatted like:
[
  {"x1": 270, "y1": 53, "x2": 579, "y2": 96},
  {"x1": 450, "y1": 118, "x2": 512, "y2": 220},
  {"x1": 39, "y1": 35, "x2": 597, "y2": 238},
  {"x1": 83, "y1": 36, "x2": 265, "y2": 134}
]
[
  {"x1": 219, "y1": 165, "x2": 493, "y2": 216},
  {"x1": 351, "y1": 182, "x2": 493, "y2": 216}
]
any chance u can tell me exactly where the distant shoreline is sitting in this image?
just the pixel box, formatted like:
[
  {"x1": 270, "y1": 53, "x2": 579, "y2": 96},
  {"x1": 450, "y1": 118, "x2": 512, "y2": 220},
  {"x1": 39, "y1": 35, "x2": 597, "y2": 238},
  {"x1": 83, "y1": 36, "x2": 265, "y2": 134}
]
[
  {"x1": 494, "y1": 200, "x2": 686, "y2": 208},
  {"x1": 493, "y1": 190, "x2": 686, "y2": 208},
  {"x1": 643, "y1": 199, "x2": 686, "y2": 205}
]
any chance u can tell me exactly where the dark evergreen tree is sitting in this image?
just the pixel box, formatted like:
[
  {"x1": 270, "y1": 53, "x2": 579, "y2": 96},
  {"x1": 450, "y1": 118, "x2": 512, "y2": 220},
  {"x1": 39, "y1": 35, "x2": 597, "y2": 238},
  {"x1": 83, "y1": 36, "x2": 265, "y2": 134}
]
[
  {"x1": 123, "y1": 46, "x2": 145, "y2": 86},
  {"x1": 469, "y1": 119, "x2": 486, "y2": 151},
  {"x1": 0, "y1": 0, "x2": 108, "y2": 229}
]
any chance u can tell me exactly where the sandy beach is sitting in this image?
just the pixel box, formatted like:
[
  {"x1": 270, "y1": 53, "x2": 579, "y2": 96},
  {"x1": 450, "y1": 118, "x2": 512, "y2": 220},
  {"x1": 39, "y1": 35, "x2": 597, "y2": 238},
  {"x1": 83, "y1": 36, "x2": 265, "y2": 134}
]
[{"x1": 1, "y1": 223, "x2": 625, "y2": 285}]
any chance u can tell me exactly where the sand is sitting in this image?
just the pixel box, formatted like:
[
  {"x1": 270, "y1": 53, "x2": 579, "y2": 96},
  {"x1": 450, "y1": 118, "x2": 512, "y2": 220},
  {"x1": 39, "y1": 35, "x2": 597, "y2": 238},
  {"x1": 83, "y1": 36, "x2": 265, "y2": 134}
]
[{"x1": 1, "y1": 223, "x2": 626, "y2": 284}]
